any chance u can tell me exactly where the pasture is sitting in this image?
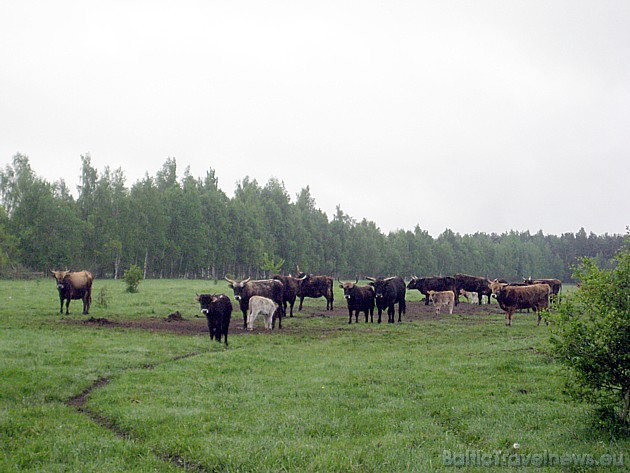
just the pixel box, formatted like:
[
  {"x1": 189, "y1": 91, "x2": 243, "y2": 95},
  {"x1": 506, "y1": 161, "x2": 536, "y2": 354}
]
[{"x1": 0, "y1": 279, "x2": 626, "y2": 472}]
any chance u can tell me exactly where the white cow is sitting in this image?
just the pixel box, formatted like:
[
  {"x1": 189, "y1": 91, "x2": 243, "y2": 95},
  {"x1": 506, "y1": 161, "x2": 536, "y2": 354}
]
[
  {"x1": 427, "y1": 290, "x2": 455, "y2": 317},
  {"x1": 459, "y1": 289, "x2": 479, "y2": 304},
  {"x1": 247, "y1": 296, "x2": 279, "y2": 330}
]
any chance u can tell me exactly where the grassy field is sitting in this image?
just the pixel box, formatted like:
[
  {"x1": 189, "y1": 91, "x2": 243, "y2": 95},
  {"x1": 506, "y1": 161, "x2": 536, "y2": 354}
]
[{"x1": 0, "y1": 278, "x2": 626, "y2": 472}]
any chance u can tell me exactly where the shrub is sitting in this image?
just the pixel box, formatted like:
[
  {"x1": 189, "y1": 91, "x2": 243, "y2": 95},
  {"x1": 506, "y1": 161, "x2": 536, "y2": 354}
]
[
  {"x1": 550, "y1": 233, "x2": 630, "y2": 424},
  {"x1": 122, "y1": 265, "x2": 143, "y2": 293}
]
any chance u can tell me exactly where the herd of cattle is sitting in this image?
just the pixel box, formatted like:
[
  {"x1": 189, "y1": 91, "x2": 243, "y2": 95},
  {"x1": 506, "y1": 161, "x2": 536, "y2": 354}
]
[{"x1": 50, "y1": 269, "x2": 562, "y2": 347}]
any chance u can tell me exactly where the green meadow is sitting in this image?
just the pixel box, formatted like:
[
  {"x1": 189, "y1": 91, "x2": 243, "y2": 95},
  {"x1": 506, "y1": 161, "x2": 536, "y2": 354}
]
[{"x1": 0, "y1": 279, "x2": 627, "y2": 472}]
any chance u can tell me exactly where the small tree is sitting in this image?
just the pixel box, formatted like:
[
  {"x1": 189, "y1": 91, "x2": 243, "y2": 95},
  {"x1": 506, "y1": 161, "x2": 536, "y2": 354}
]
[
  {"x1": 260, "y1": 252, "x2": 285, "y2": 278},
  {"x1": 123, "y1": 264, "x2": 143, "y2": 293},
  {"x1": 550, "y1": 233, "x2": 629, "y2": 423}
]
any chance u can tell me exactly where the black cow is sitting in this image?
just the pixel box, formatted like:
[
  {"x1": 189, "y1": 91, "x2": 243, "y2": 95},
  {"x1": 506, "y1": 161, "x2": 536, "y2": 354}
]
[
  {"x1": 196, "y1": 294, "x2": 232, "y2": 345},
  {"x1": 272, "y1": 274, "x2": 300, "y2": 317},
  {"x1": 407, "y1": 276, "x2": 458, "y2": 306},
  {"x1": 225, "y1": 277, "x2": 285, "y2": 329},
  {"x1": 296, "y1": 271, "x2": 334, "y2": 311},
  {"x1": 338, "y1": 279, "x2": 375, "y2": 324},
  {"x1": 50, "y1": 270, "x2": 94, "y2": 315},
  {"x1": 366, "y1": 276, "x2": 406, "y2": 323},
  {"x1": 454, "y1": 274, "x2": 492, "y2": 304}
]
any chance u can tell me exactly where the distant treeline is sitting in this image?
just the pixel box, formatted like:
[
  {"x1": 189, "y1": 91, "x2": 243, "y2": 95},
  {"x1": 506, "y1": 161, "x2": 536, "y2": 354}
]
[{"x1": 0, "y1": 154, "x2": 623, "y2": 281}]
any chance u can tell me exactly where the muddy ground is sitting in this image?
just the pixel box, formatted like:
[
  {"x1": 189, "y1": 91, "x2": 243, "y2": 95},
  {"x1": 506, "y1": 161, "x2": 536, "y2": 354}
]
[{"x1": 70, "y1": 300, "x2": 509, "y2": 337}]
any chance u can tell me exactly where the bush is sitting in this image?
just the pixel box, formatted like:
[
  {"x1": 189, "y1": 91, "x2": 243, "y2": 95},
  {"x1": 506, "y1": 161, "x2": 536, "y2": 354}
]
[
  {"x1": 549, "y1": 233, "x2": 630, "y2": 424},
  {"x1": 122, "y1": 265, "x2": 143, "y2": 293}
]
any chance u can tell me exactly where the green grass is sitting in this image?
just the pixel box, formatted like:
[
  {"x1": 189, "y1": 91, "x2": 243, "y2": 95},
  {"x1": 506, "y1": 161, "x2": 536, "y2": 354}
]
[{"x1": 0, "y1": 279, "x2": 627, "y2": 472}]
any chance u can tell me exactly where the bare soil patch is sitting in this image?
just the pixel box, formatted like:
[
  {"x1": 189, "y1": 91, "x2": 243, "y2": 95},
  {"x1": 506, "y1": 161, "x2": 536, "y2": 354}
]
[{"x1": 67, "y1": 300, "x2": 506, "y2": 337}]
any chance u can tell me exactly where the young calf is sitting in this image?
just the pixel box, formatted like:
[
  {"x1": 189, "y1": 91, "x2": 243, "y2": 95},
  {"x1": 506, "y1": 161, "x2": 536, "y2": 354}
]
[
  {"x1": 427, "y1": 290, "x2": 455, "y2": 317},
  {"x1": 247, "y1": 295, "x2": 279, "y2": 330}
]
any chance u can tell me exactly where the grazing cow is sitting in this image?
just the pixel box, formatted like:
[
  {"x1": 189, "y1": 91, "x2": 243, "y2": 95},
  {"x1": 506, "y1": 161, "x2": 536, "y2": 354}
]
[
  {"x1": 407, "y1": 276, "x2": 458, "y2": 305},
  {"x1": 489, "y1": 281, "x2": 551, "y2": 326},
  {"x1": 523, "y1": 278, "x2": 562, "y2": 299},
  {"x1": 272, "y1": 274, "x2": 300, "y2": 317},
  {"x1": 50, "y1": 270, "x2": 94, "y2": 315},
  {"x1": 427, "y1": 290, "x2": 455, "y2": 317},
  {"x1": 196, "y1": 294, "x2": 232, "y2": 345},
  {"x1": 454, "y1": 274, "x2": 492, "y2": 304},
  {"x1": 225, "y1": 277, "x2": 285, "y2": 329},
  {"x1": 246, "y1": 296, "x2": 278, "y2": 330},
  {"x1": 459, "y1": 289, "x2": 479, "y2": 304},
  {"x1": 295, "y1": 270, "x2": 334, "y2": 311},
  {"x1": 338, "y1": 278, "x2": 375, "y2": 324},
  {"x1": 366, "y1": 276, "x2": 406, "y2": 323}
]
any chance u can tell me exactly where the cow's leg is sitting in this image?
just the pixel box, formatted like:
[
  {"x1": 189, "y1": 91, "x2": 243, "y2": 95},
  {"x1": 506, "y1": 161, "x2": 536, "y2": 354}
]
[
  {"x1": 398, "y1": 300, "x2": 406, "y2": 322},
  {"x1": 242, "y1": 310, "x2": 248, "y2": 329},
  {"x1": 65, "y1": 299, "x2": 70, "y2": 315},
  {"x1": 377, "y1": 308, "x2": 382, "y2": 324},
  {"x1": 388, "y1": 306, "x2": 394, "y2": 323},
  {"x1": 424, "y1": 293, "x2": 430, "y2": 305},
  {"x1": 298, "y1": 296, "x2": 305, "y2": 311},
  {"x1": 348, "y1": 309, "x2": 352, "y2": 324},
  {"x1": 288, "y1": 300, "x2": 295, "y2": 317},
  {"x1": 82, "y1": 295, "x2": 89, "y2": 315},
  {"x1": 59, "y1": 296, "x2": 64, "y2": 314}
]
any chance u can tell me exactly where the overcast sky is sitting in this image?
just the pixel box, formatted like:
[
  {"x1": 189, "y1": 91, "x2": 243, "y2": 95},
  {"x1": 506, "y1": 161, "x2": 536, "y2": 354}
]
[{"x1": 1, "y1": 1, "x2": 628, "y2": 237}]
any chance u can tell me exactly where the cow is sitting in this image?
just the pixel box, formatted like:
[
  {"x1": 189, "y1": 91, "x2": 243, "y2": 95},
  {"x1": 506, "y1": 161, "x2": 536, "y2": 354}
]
[
  {"x1": 459, "y1": 289, "x2": 479, "y2": 304},
  {"x1": 338, "y1": 278, "x2": 375, "y2": 324},
  {"x1": 427, "y1": 290, "x2": 455, "y2": 317},
  {"x1": 272, "y1": 274, "x2": 300, "y2": 317},
  {"x1": 523, "y1": 278, "x2": 562, "y2": 300},
  {"x1": 50, "y1": 270, "x2": 94, "y2": 315},
  {"x1": 246, "y1": 296, "x2": 278, "y2": 330},
  {"x1": 225, "y1": 277, "x2": 285, "y2": 329},
  {"x1": 454, "y1": 274, "x2": 492, "y2": 304},
  {"x1": 489, "y1": 281, "x2": 551, "y2": 326},
  {"x1": 407, "y1": 276, "x2": 458, "y2": 305},
  {"x1": 366, "y1": 276, "x2": 406, "y2": 323},
  {"x1": 295, "y1": 269, "x2": 334, "y2": 311},
  {"x1": 196, "y1": 293, "x2": 232, "y2": 345}
]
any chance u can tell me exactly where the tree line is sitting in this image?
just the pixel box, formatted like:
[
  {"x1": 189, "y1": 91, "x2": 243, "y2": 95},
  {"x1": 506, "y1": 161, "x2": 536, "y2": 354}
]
[{"x1": 0, "y1": 153, "x2": 623, "y2": 281}]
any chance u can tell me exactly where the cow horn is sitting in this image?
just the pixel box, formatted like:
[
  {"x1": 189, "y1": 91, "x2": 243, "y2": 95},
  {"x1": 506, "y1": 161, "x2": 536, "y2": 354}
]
[
  {"x1": 224, "y1": 276, "x2": 236, "y2": 285},
  {"x1": 242, "y1": 277, "x2": 251, "y2": 284},
  {"x1": 355, "y1": 276, "x2": 359, "y2": 284},
  {"x1": 365, "y1": 277, "x2": 376, "y2": 281},
  {"x1": 337, "y1": 277, "x2": 342, "y2": 284}
]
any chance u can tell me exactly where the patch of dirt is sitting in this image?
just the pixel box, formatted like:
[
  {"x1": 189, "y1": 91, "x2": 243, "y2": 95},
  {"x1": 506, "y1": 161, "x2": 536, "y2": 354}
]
[{"x1": 66, "y1": 300, "x2": 507, "y2": 336}]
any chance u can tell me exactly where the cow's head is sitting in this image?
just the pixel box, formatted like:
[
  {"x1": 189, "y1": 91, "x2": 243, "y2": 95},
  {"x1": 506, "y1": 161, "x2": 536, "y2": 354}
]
[
  {"x1": 427, "y1": 290, "x2": 436, "y2": 304},
  {"x1": 366, "y1": 277, "x2": 387, "y2": 299},
  {"x1": 338, "y1": 278, "x2": 358, "y2": 299},
  {"x1": 51, "y1": 270, "x2": 70, "y2": 290},
  {"x1": 406, "y1": 276, "x2": 421, "y2": 290},
  {"x1": 489, "y1": 279, "x2": 506, "y2": 297},
  {"x1": 196, "y1": 293, "x2": 220, "y2": 314},
  {"x1": 225, "y1": 277, "x2": 250, "y2": 300}
]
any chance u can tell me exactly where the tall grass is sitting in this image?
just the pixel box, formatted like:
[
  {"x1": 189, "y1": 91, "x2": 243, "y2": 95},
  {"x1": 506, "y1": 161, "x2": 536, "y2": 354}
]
[{"x1": 0, "y1": 279, "x2": 626, "y2": 472}]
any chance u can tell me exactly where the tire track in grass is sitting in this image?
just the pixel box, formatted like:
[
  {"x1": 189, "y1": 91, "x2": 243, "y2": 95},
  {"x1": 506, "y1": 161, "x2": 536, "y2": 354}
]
[{"x1": 66, "y1": 352, "x2": 210, "y2": 472}]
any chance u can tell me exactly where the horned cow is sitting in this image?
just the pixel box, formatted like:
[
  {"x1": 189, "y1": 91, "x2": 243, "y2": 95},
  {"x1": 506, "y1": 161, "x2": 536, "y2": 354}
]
[
  {"x1": 50, "y1": 270, "x2": 93, "y2": 315},
  {"x1": 295, "y1": 269, "x2": 334, "y2": 311},
  {"x1": 490, "y1": 281, "x2": 551, "y2": 326},
  {"x1": 366, "y1": 276, "x2": 406, "y2": 323},
  {"x1": 225, "y1": 277, "x2": 285, "y2": 329},
  {"x1": 338, "y1": 279, "x2": 375, "y2": 324},
  {"x1": 407, "y1": 276, "x2": 458, "y2": 305}
]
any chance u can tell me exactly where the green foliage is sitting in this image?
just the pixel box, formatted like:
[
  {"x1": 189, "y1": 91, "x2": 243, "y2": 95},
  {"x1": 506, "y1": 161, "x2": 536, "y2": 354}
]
[
  {"x1": 122, "y1": 264, "x2": 143, "y2": 293},
  {"x1": 0, "y1": 153, "x2": 625, "y2": 279},
  {"x1": 550, "y1": 234, "x2": 630, "y2": 424},
  {"x1": 260, "y1": 251, "x2": 285, "y2": 276}
]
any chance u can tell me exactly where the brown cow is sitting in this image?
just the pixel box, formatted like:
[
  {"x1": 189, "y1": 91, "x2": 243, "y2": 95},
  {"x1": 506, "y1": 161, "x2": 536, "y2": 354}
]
[
  {"x1": 296, "y1": 268, "x2": 334, "y2": 311},
  {"x1": 490, "y1": 280, "x2": 550, "y2": 326},
  {"x1": 523, "y1": 278, "x2": 562, "y2": 300},
  {"x1": 51, "y1": 270, "x2": 94, "y2": 315}
]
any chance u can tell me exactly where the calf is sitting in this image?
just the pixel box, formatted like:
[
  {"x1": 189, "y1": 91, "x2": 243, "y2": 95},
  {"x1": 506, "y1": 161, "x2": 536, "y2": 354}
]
[
  {"x1": 196, "y1": 294, "x2": 232, "y2": 345},
  {"x1": 489, "y1": 281, "x2": 550, "y2": 326},
  {"x1": 428, "y1": 290, "x2": 455, "y2": 317},
  {"x1": 247, "y1": 296, "x2": 279, "y2": 330},
  {"x1": 459, "y1": 289, "x2": 479, "y2": 304},
  {"x1": 338, "y1": 279, "x2": 375, "y2": 324},
  {"x1": 51, "y1": 270, "x2": 94, "y2": 315}
]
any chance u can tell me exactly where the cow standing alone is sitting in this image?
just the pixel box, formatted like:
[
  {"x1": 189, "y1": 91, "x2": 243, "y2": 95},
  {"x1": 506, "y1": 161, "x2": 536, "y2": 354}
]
[
  {"x1": 196, "y1": 294, "x2": 232, "y2": 345},
  {"x1": 51, "y1": 270, "x2": 93, "y2": 315}
]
